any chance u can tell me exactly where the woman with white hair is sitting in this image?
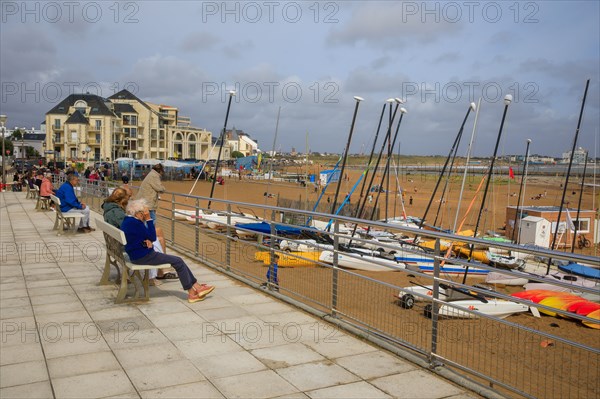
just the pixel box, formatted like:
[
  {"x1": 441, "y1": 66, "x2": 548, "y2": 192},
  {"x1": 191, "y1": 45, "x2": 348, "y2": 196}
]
[{"x1": 121, "y1": 199, "x2": 215, "y2": 303}]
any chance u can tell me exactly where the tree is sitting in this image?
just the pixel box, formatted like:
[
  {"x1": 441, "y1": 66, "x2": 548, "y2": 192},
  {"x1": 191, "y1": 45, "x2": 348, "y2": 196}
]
[
  {"x1": 231, "y1": 151, "x2": 245, "y2": 158},
  {"x1": 0, "y1": 138, "x2": 14, "y2": 155},
  {"x1": 10, "y1": 129, "x2": 23, "y2": 140}
]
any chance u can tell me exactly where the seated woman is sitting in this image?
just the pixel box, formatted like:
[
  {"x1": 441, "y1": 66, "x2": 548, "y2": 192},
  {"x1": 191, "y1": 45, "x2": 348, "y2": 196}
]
[
  {"x1": 40, "y1": 172, "x2": 55, "y2": 210},
  {"x1": 121, "y1": 199, "x2": 214, "y2": 303},
  {"x1": 119, "y1": 185, "x2": 174, "y2": 280}
]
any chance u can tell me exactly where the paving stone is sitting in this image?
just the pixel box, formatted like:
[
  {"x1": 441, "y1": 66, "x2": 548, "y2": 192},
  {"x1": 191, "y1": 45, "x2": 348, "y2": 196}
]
[
  {"x1": 0, "y1": 380, "x2": 53, "y2": 398},
  {"x1": 303, "y1": 332, "x2": 378, "y2": 359},
  {"x1": 89, "y1": 306, "x2": 146, "y2": 322},
  {"x1": 335, "y1": 350, "x2": 415, "y2": 379},
  {"x1": 259, "y1": 310, "x2": 320, "y2": 327},
  {"x1": 26, "y1": 278, "x2": 70, "y2": 288},
  {"x1": 48, "y1": 351, "x2": 122, "y2": 379},
  {"x1": 126, "y1": 359, "x2": 206, "y2": 391},
  {"x1": 0, "y1": 360, "x2": 48, "y2": 388},
  {"x1": 242, "y1": 301, "x2": 293, "y2": 316},
  {"x1": 213, "y1": 369, "x2": 299, "y2": 399},
  {"x1": 227, "y1": 293, "x2": 273, "y2": 305},
  {"x1": 307, "y1": 381, "x2": 392, "y2": 398},
  {"x1": 276, "y1": 360, "x2": 360, "y2": 391},
  {"x1": 42, "y1": 335, "x2": 111, "y2": 359},
  {"x1": 144, "y1": 309, "x2": 204, "y2": 328},
  {"x1": 0, "y1": 305, "x2": 33, "y2": 320},
  {"x1": 28, "y1": 285, "x2": 76, "y2": 297},
  {"x1": 173, "y1": 334, "x2": 244, "y2": 358},
  {"x1": 35, "y1": 310, "x2": 92, "y2": 327},
  {"x1": 30, "y1": 293, "x2": 79, "y2": 306},
  {"x1": 370, "y1": 370, "x2": 464, "y2": 399},
  {"x1": 52, "y1": 369, "x2": 136, "y2": 398},
  {"x1": 0, "y1": 289, "x2": 28, "y2": 299},
  {"x1": 114, "y1": 342, "x2": 184, "y2": 369},
  {"x1": 140, "y1": 381, "x2": 224, "y2": 399},
  {"x1": 187, "y1": 295, "x2": 234, "y2": 311},
  {"x1": 137, "y1": 300, "x2": 195, "y2": 317},
  {"x1": 33, "y1": 300, "x2": 85, "y2": 315},
  {"x1": 192, "y1": 350, "x2": 267, "y2": 378},
  {"x1": 0, "y1": 297, "x2": 30, "y2": 309},
  {"x1": 197, "y1": 305, "x2": 250, "y2": 321},
  {"x1": 252, "y1": 342, "x2": 325, "y2": 369},
  {"x1": 159, "y1": 324, "x2": 211, "y2": 342},
  {"x1": 105, "y1": 328, "x2": 170, "y2": 350},
  {"x1": 0, "y1": 343, "x2": 44, "y2": 366}
]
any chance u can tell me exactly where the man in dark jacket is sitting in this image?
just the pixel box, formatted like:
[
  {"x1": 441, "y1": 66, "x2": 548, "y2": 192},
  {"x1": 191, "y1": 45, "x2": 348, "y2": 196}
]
[{"x1": 55, "y1": 174, "x2": 94, "y2": 233}]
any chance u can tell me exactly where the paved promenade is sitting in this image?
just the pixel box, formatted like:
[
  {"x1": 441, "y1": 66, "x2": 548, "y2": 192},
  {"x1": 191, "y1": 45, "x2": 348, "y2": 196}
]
[{"x1": 1, "y1": 191, "x2": 477, "y2": 398}]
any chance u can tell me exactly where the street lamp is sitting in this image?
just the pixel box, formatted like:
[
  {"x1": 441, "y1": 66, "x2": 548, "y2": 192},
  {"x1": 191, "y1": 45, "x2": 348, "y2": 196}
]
[
  {"x1": 0, "y1": 115, "x2": 7, "y2": 186},
  {"x1": 84, "y1": 146, "x2": 91, "y2": 166}
]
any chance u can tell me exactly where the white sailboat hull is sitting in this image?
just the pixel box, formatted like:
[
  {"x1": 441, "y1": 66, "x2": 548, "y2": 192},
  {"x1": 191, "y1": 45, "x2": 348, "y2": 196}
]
[
  {"x1": 436, "y1": 299, "x2": 530, "y2": 319},
  {"x1": 319, "y1": 250, "x2": 406, "y2": 272}
]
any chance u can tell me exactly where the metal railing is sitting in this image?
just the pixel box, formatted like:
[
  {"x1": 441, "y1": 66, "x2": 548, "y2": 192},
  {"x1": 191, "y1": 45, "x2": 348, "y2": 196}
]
[{"x1": 70, "y1": 177, "x2": 599, "y2": 399}]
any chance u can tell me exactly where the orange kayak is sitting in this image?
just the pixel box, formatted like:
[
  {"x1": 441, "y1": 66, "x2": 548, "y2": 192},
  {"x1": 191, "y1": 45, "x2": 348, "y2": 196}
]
[{"x1": 582, "y1": 309, "x2": 600, "y2": 329}]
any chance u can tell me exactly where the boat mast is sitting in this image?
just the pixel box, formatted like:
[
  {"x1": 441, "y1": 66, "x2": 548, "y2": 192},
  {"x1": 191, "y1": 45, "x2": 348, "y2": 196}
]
[
  {"x1": 570, "y1": 152, "x2": 589, "y2": 252},
  {"x1": 452, "y1": 99, "x2": 481, "y2": 233},
  {"x1": 416, "y1": 102, "x2": 476, "y2": 237},
  {"x1": 329, "y1": 96, "x2": 364, "y2": 217},
  {"x1": 547, "y1": 79, "x2": 590, "y2": 273},
  {"x1": 463, "y1": 95, "x2": 513, "y2": 284},
  {"x1": 511, "y1": 139, "x2": 532, "y2": 243},
  {"x1": 368, "y1": 106, "x2": 408, "y2": 224},
  {"x1": 208, "y1": 90, "x2": 236, "y2": 210}
]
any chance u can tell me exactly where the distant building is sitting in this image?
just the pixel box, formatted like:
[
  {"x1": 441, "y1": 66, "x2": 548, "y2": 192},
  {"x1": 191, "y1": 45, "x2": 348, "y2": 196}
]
[
  {"x1": 506, "y1": 205, "x2": 597, "y2": 248},
  {"x1": 225, "y1": 127, "x2": 259, "y2": 156},
  {"x1": 44, "y1": 90, "x2": 214, "y2": 163},
  {"x1": 561, "y1": 147, "x2": 588, "y2": 164}
]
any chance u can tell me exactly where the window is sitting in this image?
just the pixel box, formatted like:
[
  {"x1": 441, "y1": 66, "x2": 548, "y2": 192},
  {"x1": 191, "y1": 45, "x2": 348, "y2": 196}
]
[
  {"x1": 71, "y1": 131, "x2": 78, "y2": 143},
  {"x1": 123, "y1": 114, "x2": 138, "y2": 125},
  {"x1": 573, "y1": 218, "x2": 590, "y2": 233},
  {"x1": 130, "y1": 128, "x2": 137, "y2": 138},
  {"x1": 189, "y1": 144, "x2": 196, "y2": 158},
  {"x1": 95, "y1": 120, "x2": 102, "y2": 130},
  {"x1": 54, "y1": 119, "x2": 61, "y2": 129},
  {"x1": 96, "y1": 134, "x2": 101, "y2": 143}
]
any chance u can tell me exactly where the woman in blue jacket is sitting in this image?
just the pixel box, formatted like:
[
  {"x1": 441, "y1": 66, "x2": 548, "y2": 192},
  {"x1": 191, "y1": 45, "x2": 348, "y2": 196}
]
[{"x1": 121, "y1": 199, "x2": 215, "y2": 303}]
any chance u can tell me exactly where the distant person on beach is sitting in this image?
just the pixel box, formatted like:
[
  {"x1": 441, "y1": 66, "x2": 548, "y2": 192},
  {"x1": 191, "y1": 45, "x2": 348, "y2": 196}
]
[
  {"x1": 136, "y1": 163, "x2": 166, "y2": 222},
  {"x1": 409, "y1": 196, "x2": 413, "y2": 206},
  {"x1": 261, "y1": 254, "x2": 279, "y2": 291}
]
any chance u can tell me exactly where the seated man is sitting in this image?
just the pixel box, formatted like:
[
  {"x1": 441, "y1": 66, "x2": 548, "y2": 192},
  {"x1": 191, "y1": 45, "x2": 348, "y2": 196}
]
[
  {"x1": 121, "y1": 199, "x2": 214, "y2": 303},
  {"x1": 55, "y1": 174, "x2": 94, "y2": 233}
]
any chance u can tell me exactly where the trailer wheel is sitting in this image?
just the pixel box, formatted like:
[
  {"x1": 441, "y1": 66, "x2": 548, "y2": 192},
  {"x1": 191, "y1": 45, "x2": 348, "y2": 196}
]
[
  {"x1": 424, "y1": 304, "x2": 433, "y2": 319},
  {"x1": 399, "y1": 294, "x2": 415, "y2": 309}
]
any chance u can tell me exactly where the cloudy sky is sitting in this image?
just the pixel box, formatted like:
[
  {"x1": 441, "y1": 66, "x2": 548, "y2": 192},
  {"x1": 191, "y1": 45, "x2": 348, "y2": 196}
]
[{"x1": 1, "y1": 1, "x2": 598, "y2": 157}]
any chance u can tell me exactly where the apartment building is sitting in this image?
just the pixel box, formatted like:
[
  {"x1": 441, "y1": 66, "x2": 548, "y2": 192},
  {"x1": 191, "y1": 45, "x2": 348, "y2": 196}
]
[
  {"x1": 44, "y1": 90, "x2": 213, "y2": 163},
  {"x1": 226, "y1": 128, "x2": 258, "y2": 156}
]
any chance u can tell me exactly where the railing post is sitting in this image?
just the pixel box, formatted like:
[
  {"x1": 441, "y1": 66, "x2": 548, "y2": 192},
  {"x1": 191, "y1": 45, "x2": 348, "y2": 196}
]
[
  {"x1": 268, "y1": 214, "x2": 276, "y2": 288},
  {"x1": 332, "y1": 219, "x2": 339, "y2": 318},
  {"x1": 430, "y1": 237, "x2": 441, "y2": 364},
  {"x1": 170, "y1": 193, "x2": 175, "y2": 243},
  {"x1": 226, "y1": 203, "x2": 232, "y2": 271},
  {"x1": 194, "y1": 198, "x2": 200, "y2": 258}
]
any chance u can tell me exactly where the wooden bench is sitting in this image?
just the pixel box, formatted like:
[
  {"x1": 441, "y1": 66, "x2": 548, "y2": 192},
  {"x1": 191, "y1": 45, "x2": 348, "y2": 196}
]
[
  {"x1": 24, "y1": 180, "x2": 36, "y2": 199},
  {"x1": 96, "y1": 219, "x2": 169, "y2": 304},
  {"x1": 50, "y1": 194, "x2": 85, "y2": 235},
  {"x1": 36, "y1": 194, "x2": 51, "y2": 210}
]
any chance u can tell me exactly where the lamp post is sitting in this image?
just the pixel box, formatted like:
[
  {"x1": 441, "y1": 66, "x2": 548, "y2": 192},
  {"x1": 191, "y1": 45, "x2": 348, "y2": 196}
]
[
  {"x1": 84, "y1": 146, "x2": 91, "y2": 166},
  {"x1": 0, "y1": 115, "x2": 7, "y2": 186}
]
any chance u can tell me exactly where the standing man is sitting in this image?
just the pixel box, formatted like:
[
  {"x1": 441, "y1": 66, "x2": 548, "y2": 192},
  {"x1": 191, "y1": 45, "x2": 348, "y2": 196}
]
[
  {"x1": 56, "y1": 174, "x2": 94, "y2": 233},
  {"x1": 136, "y1": 163, "x2": 165, "y2": 222}
]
